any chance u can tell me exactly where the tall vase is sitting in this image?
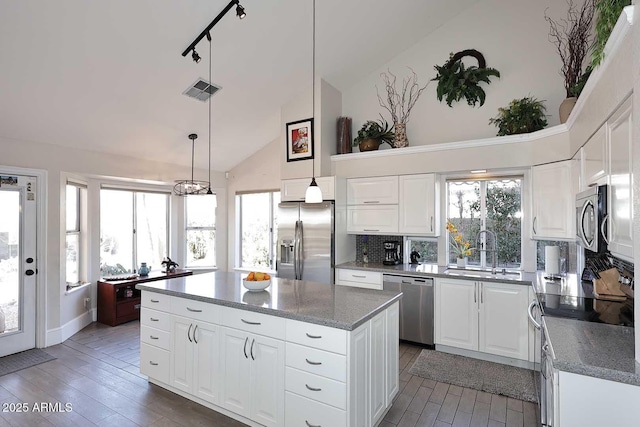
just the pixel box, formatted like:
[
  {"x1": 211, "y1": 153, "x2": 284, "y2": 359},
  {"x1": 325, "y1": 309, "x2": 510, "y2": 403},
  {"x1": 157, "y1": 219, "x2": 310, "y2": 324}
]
[
  {"x1": 393, "y1": 122, "x2": 408, "y2": 148},
  {"x1": 559, "y1": 97, "x2": 577, "y2": 124}
]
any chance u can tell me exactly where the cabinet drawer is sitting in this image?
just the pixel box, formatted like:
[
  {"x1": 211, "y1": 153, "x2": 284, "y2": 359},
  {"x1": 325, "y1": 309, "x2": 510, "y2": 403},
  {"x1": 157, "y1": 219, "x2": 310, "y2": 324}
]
[
  {"x1": 141, "y1": 291, "x2": 171, "y2": 312},
  {"x1": 285, "y1": 391, "x2": 346, "y2": 427},
  {"x1": 220, "y1": 306, "x2": 285, "y2": 340},
  {"x1": 347, "y1": 176, "x2": 398, "y2": 205},
  {"x1": 171, "y1": 297, "x2": 219, "y2": 325},
  {"x1": 140, "y1": 343, "x2": 170, "y2": 384},
  {"x1": 286, "y1": 343, "x2": 346, "y2": 382},
  {"x1": 335, "y1": 268, "x2": 382, "y2": 290},
  {"x1": 140, "y1": 308, "x2": 171, "y2": 332},
  {"x1": 285, "y1": 367, "x2": 346, "y2": 410},
  {"x1": 116, "y1": 299, "x2": 141, "y2": 318},
  {"x1": 286, "y1": 319, "x2": 347, "y2": 355},
  {"x1": 140, "y1": 325, "x2": 170, "y2": 350}
]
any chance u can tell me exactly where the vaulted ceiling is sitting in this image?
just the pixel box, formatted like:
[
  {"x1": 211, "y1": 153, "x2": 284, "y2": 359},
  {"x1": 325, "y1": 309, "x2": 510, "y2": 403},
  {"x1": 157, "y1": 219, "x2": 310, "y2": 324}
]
[{"x1": 0, "y1": 0, "x2": 479, "y2": 171}]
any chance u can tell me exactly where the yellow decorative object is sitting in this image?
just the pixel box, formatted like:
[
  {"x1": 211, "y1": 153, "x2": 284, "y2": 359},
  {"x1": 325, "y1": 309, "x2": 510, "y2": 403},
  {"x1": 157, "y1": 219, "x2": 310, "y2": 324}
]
[{"x1": 447, "y1": 220, "x2": 475, "y2": 259}]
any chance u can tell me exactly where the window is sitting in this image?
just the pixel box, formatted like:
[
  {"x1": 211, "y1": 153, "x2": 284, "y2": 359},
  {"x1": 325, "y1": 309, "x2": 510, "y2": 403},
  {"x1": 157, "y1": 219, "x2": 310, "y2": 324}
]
[
  {"x1": 237, "y1": 191, "x2": 280, "y2": 270},
  {"x1": 447, "y1": 178, "x2": 523, "y2": 269},
  {"x1": 185, "y1": 194, "x2": 217, "y2": 268},
  {"x1": 100, "y1": 189, "x2": 169, "y2": 275},
  {"x1": 405, "y1": 237, "x2": 438, "y2": 264},
  {"x1": 65, "y1": 184, "x2": 82, "y2": 286}
]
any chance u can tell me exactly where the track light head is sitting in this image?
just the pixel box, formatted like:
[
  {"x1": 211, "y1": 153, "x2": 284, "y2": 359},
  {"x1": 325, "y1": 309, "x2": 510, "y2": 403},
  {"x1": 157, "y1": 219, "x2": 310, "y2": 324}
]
[
  {"x1": 191, "y1": 49, "x2": 201, "y2": 63},
  {"x1": 236, "y1": 3, "x2": 246, "y2": 19}
]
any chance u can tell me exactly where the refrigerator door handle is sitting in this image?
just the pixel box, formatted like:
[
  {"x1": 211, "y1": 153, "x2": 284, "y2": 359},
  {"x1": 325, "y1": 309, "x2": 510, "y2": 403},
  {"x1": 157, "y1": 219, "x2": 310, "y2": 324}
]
[
  {"x1": 298, "y1": 220, "x2": 304, "y2": 279},
  {"x1": 294, "y1": 220, "x2": 299, "y2": 280}
]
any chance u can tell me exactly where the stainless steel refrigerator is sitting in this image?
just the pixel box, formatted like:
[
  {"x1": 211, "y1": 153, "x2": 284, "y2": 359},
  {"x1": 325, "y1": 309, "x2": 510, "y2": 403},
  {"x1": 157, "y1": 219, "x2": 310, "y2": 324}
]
[{"x1": 276, "y1": 201, "x2": 334, "y2": 284}]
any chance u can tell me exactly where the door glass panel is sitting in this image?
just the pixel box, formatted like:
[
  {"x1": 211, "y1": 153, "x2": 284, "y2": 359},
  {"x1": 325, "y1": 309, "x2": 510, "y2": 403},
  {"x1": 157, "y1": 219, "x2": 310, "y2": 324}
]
[
  {"x1": 136, "y1": 193, "x2": 168, "y2": 271},
  {"x1": 0, "y1": 191, "x2": 20, "y2": 334},
  {"x1": 100, "y1": 190, "x2": 134, "y2": 274}
]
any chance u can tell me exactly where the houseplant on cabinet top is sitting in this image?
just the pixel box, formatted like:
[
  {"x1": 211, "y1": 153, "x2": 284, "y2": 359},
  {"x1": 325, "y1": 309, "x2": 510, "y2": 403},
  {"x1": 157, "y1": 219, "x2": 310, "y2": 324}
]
[
  {"x1": 489, "y1": 96, "x2": 548, "y2": 136},
  {"x1": 376, "y1": 68, "x2": 429, "y2": 148},
  {"x1": 544, "y1": 0, "x2": 595, "y2": 123},
  {"x1": 353, "y1": 119, "x2": 395, "y2": 152}
]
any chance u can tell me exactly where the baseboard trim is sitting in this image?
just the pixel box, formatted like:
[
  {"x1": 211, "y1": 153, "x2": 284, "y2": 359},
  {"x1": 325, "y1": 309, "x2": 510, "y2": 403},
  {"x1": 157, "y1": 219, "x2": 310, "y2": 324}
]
[
  {"x1": 45, "y1": 308, "x2": 96, "y2": 347},
  {"x1": 435, "y1": 344, "x2": 535, "y2": 370}
]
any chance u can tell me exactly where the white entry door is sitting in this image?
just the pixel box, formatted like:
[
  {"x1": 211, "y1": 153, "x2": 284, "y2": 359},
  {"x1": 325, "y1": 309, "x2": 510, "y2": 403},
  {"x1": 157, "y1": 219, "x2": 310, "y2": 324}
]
[{"x1": 0, "y1": 174, "x2": 37, "y2": 357}]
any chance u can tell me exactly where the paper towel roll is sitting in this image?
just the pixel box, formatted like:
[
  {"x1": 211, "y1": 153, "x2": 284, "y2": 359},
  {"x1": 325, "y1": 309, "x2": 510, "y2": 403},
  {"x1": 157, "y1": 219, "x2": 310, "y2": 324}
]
[{"x1": 545, "y1": 246, "x2": 560, "y2": 276}]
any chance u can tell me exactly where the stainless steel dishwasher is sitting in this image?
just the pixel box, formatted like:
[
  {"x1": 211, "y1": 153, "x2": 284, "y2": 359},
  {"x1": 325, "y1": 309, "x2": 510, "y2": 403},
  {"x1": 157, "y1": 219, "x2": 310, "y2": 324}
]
[{"x1": 382, "y1": 274, "x2": 434, "y2": 346}]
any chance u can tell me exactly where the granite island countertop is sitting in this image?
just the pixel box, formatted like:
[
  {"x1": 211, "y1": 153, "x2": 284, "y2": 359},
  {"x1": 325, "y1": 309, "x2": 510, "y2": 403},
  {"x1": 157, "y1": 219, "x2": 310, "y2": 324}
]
[
  {"x1": 135, "y1": 271, "x2": 402, "y2": 331},
  {"x1": 543, "y1": 316, "x2": 640, "y2": 386}
]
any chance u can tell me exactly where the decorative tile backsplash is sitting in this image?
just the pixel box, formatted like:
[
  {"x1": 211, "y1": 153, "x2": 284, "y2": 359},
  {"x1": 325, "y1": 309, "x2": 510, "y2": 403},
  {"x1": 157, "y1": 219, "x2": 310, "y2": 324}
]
[{"x1": 355, "y1": 235, "x2": 403, "y2": 263}]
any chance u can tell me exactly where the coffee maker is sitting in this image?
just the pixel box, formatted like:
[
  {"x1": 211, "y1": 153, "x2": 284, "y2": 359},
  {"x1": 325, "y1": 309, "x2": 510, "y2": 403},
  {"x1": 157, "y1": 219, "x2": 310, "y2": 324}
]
[{"x1": 383, "y1": 241, "x2": 401, "y2": 265}]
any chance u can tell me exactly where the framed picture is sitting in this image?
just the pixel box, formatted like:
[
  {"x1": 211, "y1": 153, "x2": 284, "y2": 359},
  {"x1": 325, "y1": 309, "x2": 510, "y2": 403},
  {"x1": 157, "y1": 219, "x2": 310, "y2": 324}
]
[{"x1": 286, "y1": 118, "x2": 314, "y2": 162}]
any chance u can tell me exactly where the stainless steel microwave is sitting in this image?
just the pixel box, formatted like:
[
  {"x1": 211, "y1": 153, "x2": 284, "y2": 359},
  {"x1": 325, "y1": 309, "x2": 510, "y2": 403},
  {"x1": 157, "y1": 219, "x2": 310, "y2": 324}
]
[{"x1": 575, "y1": 185, "x2": 608, "y2": 252}]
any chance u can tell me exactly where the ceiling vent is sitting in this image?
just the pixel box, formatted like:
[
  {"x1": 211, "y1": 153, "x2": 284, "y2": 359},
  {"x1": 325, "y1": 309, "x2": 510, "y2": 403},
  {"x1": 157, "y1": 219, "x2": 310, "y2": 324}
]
[{"x1": 183, "y1": 78, "x2": 221, "y2": 102}]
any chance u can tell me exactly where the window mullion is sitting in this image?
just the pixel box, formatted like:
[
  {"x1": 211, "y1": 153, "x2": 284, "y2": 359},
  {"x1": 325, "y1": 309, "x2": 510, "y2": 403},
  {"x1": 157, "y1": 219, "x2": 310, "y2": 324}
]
[{"x1": 480, "y1": 181, "x2": 487, "y2": 269}]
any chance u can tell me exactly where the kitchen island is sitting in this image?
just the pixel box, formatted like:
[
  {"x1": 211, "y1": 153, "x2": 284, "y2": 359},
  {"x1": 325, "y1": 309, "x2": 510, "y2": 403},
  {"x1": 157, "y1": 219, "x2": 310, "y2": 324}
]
[{"x1": 135, "y1": 272, "x2": 402, "y2": 427}]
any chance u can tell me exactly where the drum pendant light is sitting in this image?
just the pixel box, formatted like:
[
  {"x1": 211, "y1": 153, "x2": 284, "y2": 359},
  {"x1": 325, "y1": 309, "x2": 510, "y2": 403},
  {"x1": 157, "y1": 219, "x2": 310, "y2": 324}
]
[{"x1": 305, "y1": 0, "x2": 322, "y2": 204}]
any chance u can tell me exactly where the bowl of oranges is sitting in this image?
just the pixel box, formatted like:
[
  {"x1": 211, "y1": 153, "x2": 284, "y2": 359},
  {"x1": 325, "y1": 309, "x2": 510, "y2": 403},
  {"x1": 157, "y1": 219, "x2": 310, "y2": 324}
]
[{"x1": 243, "y1": 272, "x2": 271, "y2": 292}]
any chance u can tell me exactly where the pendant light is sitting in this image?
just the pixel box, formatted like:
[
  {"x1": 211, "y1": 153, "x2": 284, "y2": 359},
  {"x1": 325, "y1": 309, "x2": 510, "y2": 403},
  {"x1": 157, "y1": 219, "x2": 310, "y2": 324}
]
[
  {"x1": 206, "y1": 32, "x2": 213, "y2": 195},
  {"x1": 173, "y1": 133, "x2": 211, "y2": 196},
  {"x1": 305, "y1": 0, "x2": 323, "y2": 204}
]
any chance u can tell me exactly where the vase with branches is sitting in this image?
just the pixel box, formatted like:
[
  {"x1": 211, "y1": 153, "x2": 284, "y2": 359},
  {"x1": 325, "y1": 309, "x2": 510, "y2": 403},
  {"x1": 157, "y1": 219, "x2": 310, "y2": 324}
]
[
  {"x1": 544, "y1": 0, "x2": 595, "y2": 122},
  {"x1": 376, "y1": 68, "x2": 429, "y2": 148}
]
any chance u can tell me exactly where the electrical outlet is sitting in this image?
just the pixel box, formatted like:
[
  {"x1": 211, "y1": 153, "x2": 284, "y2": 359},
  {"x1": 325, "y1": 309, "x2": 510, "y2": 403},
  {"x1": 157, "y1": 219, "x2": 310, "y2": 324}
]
[{"x1": 84, "y1": 297, "x2": 91, "y2": 308}]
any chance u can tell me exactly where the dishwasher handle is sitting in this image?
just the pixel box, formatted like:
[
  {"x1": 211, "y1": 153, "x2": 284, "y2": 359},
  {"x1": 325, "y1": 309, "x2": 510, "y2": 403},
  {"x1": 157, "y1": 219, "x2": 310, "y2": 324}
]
[{"x1": 383, "y1": 275, "x2": 434, "y2": 286}]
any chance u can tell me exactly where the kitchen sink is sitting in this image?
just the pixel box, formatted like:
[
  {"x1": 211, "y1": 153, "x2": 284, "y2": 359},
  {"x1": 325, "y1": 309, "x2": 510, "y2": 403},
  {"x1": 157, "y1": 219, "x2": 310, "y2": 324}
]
[{"x1": 443, "y1": 267, "x2": 522, "y2": 280}]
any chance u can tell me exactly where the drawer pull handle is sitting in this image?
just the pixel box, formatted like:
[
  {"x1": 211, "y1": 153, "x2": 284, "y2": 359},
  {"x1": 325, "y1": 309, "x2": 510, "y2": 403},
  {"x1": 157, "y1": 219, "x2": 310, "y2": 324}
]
[
  {"x1": 305, "y1": 384, "x2": 322, "y2": 392},
  {"x1": 150, "y1": 318, "x2": 159, "y2": 322},
  {"x1": 363, "y1": 201, "x2": 379, "y2": 204},
  {"x1": 305, "y1": 422, "x2": 320, "y2": 427},
  {"x1": 149, "y1": 361, "x2": 158, "y2": 366},
  {"x1": 363, "y1": 229, "x2": 379, "y2": 232},
  {"x1": 306, "y1": 333, "x2": 322, "y2": 339},
  {"x1": 150, "y1": 335, "x2": 159, "y2": 340},
  {"x1": 352, "y1": 274, "x2": 366, "y2": 278},
  {"x1": 134, "y1": 304, "x2": 141, "y2": 310},
  {"x1": 241, "y1": 319, "x2": 262, "y2": 326},
  {"x1": 187, "y1": 307, "x2": 202, "y2": 313},
  {"x1": 305, "y1": 358, "x2": 322, "y2": 366},
  {"x1": 150, "y1": 299, "x2": 159, "y2": 303}
]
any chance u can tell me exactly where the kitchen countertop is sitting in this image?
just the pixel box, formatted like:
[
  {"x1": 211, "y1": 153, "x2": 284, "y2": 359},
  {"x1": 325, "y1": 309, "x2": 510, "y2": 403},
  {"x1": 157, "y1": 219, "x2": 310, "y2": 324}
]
[
  {"x1": 135, "y1": 271, "x2": 402, "y2": 331},
  {"x1": 543, "y1": 316, "x2": 640, "y2": 386}
]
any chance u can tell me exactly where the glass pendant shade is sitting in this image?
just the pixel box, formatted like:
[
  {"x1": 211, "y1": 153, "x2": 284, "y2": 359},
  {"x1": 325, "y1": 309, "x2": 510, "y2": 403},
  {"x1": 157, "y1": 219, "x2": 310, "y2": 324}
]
[{"x1": 305, "y1": 177, "x2": 323, "y2": 203}]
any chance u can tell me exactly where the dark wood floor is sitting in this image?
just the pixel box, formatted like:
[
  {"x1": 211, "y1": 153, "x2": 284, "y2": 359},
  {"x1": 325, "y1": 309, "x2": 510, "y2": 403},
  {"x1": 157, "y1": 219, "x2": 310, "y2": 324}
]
[{"x1": 0, "y1": 321, "x2": 540, "y2": 426}]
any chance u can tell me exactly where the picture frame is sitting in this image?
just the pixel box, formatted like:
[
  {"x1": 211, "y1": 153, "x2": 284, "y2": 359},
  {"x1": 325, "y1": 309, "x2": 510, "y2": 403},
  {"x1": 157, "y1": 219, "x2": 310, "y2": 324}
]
[{"x1": 286, "y1": 118, "x2": 314, "y2": 162}]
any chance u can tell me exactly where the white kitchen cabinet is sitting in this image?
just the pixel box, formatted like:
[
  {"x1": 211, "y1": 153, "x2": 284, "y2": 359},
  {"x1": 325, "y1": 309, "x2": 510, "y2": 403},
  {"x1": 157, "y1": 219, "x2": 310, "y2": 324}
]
[
  {"x1": 607, "y1": 97, "x2": 633, "y2": 261},
  {"x1": 347, "y1": 176, "x2": 398, "y2": 205},
  {"x1": 219, "y1": 327, "x2": 285, "y2": 427},
  {"x1": 170, "y1": 316, "x2": 220, "y2": 404},
  {"x1": 435, "y1": 278, "x2": 478, "y2": 351},
  {"x1": 478, "y1": 282, "x2": 529, "y2": 360},
  {"x1": 281, "y1": 176, "x2": 336, "y2": 201},
  {"x1": 347, "y1": 204, "x2": 398, "y2": 234},
  {"x1": 369, "y1": 311, "x2": 386, "y2": 426},
  {"x1": 531, "y1": 160, "x2": 575, "y2": 240},
  {"x1": 385, "y1": 302, "x2": 399, "y2": 405},
  {"x1": 435, "y1": 278, "x2": 529, "y2": 361},
  {"x1": 582, "y1": 125, "x2": 607, "y2": 188},
  {"x1": 398, "y1": 174, "x2": 440, "y2": 236}
]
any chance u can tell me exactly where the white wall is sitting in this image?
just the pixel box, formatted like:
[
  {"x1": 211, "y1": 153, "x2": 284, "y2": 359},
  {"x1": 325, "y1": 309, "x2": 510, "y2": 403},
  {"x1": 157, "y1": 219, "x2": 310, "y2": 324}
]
[
  {"x1": 0, "y1": 135, "x2": 226, "y2": 344},
  {"x1": 632, "y1": 8, "x2": 640, "y2": 363},
  {"x1": 343, "y1": 0, "x2": 571, "y2": 148}
]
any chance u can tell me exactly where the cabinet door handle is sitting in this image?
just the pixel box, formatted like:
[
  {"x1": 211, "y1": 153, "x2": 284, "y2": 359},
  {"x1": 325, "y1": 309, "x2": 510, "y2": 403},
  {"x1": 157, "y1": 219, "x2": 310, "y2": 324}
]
[
  {"x1": 150, "y1": 299, "x2": 159, "y2": 303},
  {"x1": 306, "y1": 358, "x2": 322, "y2": 366},
  {"x1": 187, "y1": 307, "x2": 202, "y2": 313},
  {"x1": 243, "y1": 337, "x2": 249, "y2": 359},
  {"x1": 187, "y1": 324, "x2": 193, "y2": 342},
  {"x1": 474, "y1": 282, "x2": 477, "y2": 303},
  {"x1": 305, "y1": 421, "x2": 321, "y2": 427},
  {"x1": 241, "y1": 319, "x2": 262, "y2": 326},
  {"x1": 150, "y1": 317, "x2": 159, "y2": 322},
  {"x1": 149, "y1": 361, "x2": 158, "y2": 366},
  {"x1": 430, "y1": 216, "x2": 434, "y2": 232},
  {"x1": 193, "y1": 325, "x2": 198, "y2": 344},
  {"x1": 150, "y1": 335, "x2": 159, "y2": 340},
  {"x1": 250, "y1": 338, "x2": 255, "y2": 360},
  {"x1": 363, "y1": 201, "x2": 379, "y2": 204},
  {"x1": 306, "y1": 333, "x2": 322, "y2": 339},
  {"x1": 533, "y1": 217, "x2": 537, "y2": 235},
  {"x1": 305, "y1": 384, "x2": 322, "y2": 392},
  {"x1": 481, "y1": 282, "x2": 483, "y2": 304}
]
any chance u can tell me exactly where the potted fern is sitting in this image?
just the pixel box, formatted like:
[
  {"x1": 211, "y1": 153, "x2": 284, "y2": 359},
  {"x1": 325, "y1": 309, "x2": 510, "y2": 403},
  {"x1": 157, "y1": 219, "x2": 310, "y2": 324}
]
[
  {"x1": 432, "y1": 49, "x2": 500, "y2": 107},
  {"x1": 353, "y1": 120, "x2": 395, "y2": 152},
  {"x1": 489, "y1": 97, "x2": 548, "y2": 136}
]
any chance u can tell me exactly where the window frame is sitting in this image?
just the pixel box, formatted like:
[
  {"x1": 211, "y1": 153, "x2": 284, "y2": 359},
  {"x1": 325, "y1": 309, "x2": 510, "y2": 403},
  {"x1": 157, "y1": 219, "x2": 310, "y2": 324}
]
[
  {"x1": 184, "y1": 193, "x2": 217, "y2": 269},
  {"x1": 65, "y1": 183, "x2": 82, "y2": 286},
  {"x1": 236, "y1": 190, "x2": 279, "y2": 272}
]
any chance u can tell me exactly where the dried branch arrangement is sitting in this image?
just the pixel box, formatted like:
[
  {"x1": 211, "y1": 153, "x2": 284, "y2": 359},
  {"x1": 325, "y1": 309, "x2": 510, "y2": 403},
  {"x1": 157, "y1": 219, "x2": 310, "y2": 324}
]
[
  {"x1": 376, "y1": 68, "x2": 429, "y2": 124},
  {"x1": 544, "y1": 0, "x2": 595, "y2": 98}
]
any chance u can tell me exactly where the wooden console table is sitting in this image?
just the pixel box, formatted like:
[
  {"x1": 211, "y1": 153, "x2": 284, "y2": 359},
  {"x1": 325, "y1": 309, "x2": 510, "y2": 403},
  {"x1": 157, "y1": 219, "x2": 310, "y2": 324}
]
[{"x1": 97, "y1": 270, "x2": 192, "y2": 326}]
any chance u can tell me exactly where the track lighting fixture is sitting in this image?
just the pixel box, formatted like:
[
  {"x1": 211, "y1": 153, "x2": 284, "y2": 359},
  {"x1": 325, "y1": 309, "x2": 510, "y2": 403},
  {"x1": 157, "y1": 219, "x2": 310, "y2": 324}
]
[
  {"x1": 236, "y1": 3, "x2": 246, "y2": 19},
  {"x1": 181, "y1": 0, "x2": 247, "y2": 59},
  {"x1": 191, "y1": 48, "x2": 201, "y2": 63}
]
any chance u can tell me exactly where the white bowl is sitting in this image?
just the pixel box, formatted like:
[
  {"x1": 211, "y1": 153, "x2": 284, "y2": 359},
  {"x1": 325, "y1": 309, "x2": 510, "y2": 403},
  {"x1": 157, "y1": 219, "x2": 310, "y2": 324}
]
[{"x1": 242, "y1": 279, "x2": 271, "y2": 292}]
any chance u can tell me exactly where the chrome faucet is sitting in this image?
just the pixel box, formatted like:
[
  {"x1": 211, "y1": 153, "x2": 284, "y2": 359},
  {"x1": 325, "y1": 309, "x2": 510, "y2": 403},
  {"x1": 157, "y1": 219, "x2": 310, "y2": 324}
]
[{"x1": 476, "y1": 230, "x2": 498, "y2": 274}]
